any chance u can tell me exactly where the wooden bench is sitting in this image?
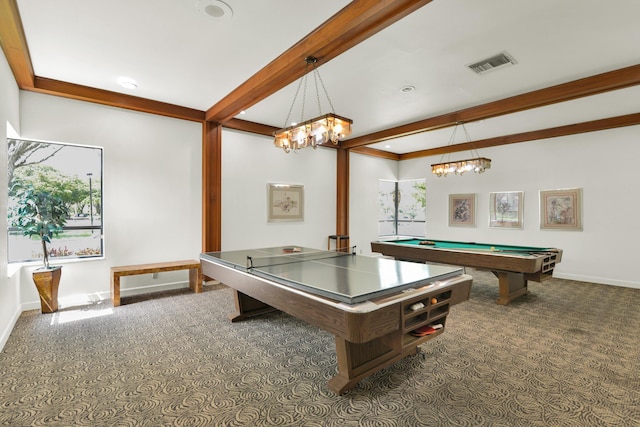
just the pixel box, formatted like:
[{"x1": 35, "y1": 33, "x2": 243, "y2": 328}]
[{"x1": 110, "y1": 260, "x2": 202, "y2": 306}]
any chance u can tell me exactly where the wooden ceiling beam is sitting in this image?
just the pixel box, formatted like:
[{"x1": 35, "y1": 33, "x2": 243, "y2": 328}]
[
  {"x1": 0, "y1": 0, "x2": 34, "y2": 88},
  {"x1": 399, "y1": 112, "x2": 640, "y2": 160},
  {"x1": 343, "y1": 63, "x2": 640, "y2": 149},
  {"x1": 32, "y1": 77, "x2": 205, "y2": 122},
  {"x1": 221, "y1": 118, "x2": 278, "y2": 137},
  {"x1": 349, "y1": 146, "x2": 400, "y2": 160},
  {"x1": 205, "y1": 0, "x2": 433, "y2": 123}
]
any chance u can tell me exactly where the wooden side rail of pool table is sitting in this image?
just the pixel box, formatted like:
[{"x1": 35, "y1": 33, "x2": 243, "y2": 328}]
[
  {"x1": 110, "y1": 260, "x2": 202, "y2": 306},
  {"x1": 371, "y1": 240, "x2": 562, "y2": 305}
]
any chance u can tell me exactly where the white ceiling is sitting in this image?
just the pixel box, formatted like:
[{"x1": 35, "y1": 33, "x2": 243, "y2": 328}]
[{"x1": 15, "y1": 0, "x2": 640, "y2": 154}]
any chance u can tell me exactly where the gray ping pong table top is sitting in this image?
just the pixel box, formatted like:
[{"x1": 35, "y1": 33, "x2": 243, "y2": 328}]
[{"x1": 201, "y1": 246, "x2": 464, "y2": 304}]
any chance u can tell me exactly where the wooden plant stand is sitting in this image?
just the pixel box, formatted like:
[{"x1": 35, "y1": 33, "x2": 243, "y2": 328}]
[{"x1": 32, "y1": 266, "x2": 62, "y2": 313}]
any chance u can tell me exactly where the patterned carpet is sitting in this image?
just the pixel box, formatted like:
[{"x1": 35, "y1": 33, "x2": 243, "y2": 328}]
[{"x1": 1, "y1": 269, "x2": 639, "y2": 426}]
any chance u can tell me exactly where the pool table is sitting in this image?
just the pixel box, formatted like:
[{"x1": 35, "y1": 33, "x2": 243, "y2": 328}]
[{"x1": 371, "y1": 238, "x2": 562, "y2": 305}]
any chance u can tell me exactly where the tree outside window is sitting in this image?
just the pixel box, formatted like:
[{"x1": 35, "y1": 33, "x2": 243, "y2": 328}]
[{"x1": 7, "y1": 138, "x2": 103, "y2": 263}]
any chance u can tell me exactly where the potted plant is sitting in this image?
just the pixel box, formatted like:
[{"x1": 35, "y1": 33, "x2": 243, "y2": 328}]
[{"x1": 9, "y1": 186, "x2": 69, "y2": 313}]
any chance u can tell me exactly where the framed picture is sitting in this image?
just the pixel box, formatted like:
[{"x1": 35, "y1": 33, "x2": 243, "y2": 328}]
[
  {"x1": 539, "y1": 188, "x2": 582, "y2": 230},
  {"x1": 449, "y1": 193, "x2": 476, "y2": 227},
  {"x1": 489, "y1": 191, "x2": 524, "y2": 229},
  {"x1": 267, "y1": 183, "x2": 304, "y2": 222}
]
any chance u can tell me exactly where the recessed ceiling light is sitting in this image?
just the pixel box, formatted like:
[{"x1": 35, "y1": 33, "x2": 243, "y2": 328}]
[
  {"x1": 385, "y1": 145, "x2": 391, "y2": 149},
  {"x1": 400, "y1": 85, "x2": 415, "y2": 93},
  {"x1": 196, "y1": 0, "x2": 233, "y2": 21},
  {"x1": 118, "y1": 77, "x2": 138, "y2": 90}
]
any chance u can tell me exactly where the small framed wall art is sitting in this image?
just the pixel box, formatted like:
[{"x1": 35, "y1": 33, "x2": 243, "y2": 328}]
[
  {"x1": 267, "y1": 183, "x2": 304, "y2": 222},
  {"x1": 539, "y1": 188, "x2": 582, "y2": 230},
  {"x1": 449, "y1": 193, "x2": 476, "y2": 227},
  {"x1": 489, "y1": 191, "x2": 524, "y2": 229}
]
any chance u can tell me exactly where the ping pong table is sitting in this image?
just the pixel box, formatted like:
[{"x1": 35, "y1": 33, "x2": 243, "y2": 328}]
[{"x1": 200, "y1": 246, "x2": 473, "y2": 394}]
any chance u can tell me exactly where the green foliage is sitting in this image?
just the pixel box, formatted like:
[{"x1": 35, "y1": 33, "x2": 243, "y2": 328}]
[
  {"x1": 10, "y1": 164, "x2": 101, "y2": 217},
  {"x1": 9, "y1": 186, "x2": 70, "y2": 269},
  {"x1": 412, "y1": 181, "x2": 426, "y2": 208}
]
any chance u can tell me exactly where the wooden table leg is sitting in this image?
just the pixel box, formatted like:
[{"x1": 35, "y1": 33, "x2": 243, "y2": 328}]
[
  {"x1": 189, "y1": 266, "x2": 202, "y2": 293},
  {"x1": 229, "y1": 290, "x2": 276, "y2": 322},
  {"x1": 495, "y1": 271, "x2": 528, "y2": 305},
  {"x1": 111, "y1": 273, "x2": 121, "y2": 307},
  {"x1": 328, "y1": 332, "x2": 406, "y2": 395}
]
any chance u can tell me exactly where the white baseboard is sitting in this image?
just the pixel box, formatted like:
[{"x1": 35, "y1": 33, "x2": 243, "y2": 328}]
[
  {"x1": 0, "y1": 305, "x2": 23, "y2": 352},
  {"x1": 553, "y1": 273, "x2": 640, "y2": 289}
]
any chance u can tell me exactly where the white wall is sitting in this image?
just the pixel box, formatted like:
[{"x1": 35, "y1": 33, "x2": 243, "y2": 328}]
[
  {"x1": 396, "y1": 126, "x2": 640, "y2": 288},
  {"x1": 0, "y1": 49, "x2": 22, "y2": 350},
  {"x1": 17, "y1": 92, "x2": 202, "y2": 307},
  {"x1": 348, "y1": 152, "x2": 398, "y2": 254},
  {"x1": 221, "y1": 129, "x2": 337, "y2": 251}
]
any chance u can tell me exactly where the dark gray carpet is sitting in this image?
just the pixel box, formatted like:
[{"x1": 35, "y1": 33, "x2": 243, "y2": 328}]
[{"x1": 1, "y1": 269, "x2": 638, "y2": 426}]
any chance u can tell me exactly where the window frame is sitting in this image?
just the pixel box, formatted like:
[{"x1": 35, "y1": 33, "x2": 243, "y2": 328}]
[{"x1": 7, "y1": 137, "x2": 104, "y2": 264}]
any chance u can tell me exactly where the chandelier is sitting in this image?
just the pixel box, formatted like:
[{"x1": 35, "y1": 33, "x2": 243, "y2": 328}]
[
  {"x1": 431, "y1": 122, "x2": 491, "y2": 177},
  {"x1": 274, "y1": 56, "x2": 352, "y2": 153}
]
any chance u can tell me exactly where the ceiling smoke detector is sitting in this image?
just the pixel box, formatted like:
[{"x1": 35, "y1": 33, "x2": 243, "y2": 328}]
[
  {"x1": 467, "y1": 51, "x2": 517, "y2": 75},
  {"x1": 196, "y1": 0, "x2": 233, "y2": 21}
]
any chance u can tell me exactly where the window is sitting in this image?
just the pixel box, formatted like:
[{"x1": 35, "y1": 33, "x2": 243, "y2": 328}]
[
  {"x1": 378, "y1": 179, "x2": 426, "y2": 236},
  {"x1": 7, "y1": 138, "x2": 103, "y2": 263}
]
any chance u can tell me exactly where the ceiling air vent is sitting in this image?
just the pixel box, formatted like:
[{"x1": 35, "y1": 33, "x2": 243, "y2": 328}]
[{"x1": 467, "y1": 52, "x2": 517, "y2": 75}]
